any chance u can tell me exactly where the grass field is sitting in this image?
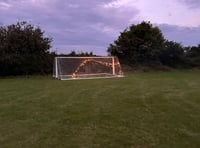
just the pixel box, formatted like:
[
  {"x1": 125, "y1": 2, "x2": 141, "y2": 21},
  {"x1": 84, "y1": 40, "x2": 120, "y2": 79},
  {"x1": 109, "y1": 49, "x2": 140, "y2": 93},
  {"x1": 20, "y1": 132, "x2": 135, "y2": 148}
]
[{"x1": 0, "y1": 71, "x2": 200, "y2": 148}]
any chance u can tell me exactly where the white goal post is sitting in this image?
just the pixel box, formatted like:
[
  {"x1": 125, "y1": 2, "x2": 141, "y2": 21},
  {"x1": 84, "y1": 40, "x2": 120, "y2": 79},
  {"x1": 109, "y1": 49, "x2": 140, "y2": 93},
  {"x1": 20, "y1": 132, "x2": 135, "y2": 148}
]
[{"x1": 53, "y1": 56, "x2": 124, "y2": 80}]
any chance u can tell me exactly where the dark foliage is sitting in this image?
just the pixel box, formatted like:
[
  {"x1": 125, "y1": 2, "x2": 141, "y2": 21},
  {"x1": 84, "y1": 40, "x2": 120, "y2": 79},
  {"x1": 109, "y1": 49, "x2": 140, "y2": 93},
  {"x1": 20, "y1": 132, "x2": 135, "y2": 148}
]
[
  {"x1": 185, "y1": 45, "x2": 200, "y2": 67},
  {"x1": 107, "y1": 21, "x2": 165, "y2": 66},
  {"x1": 66, "y1": 50, "x2": 95, "y2": 57},
  {"x1": 160, "y1": 41, "x2": 185, "y2": 68},
  {"x1": 0, "y1": 21, "x2": 54, "y2": 76},
  {"x1": 108, "y1": 21, "x2": 200, "y2": 69}
]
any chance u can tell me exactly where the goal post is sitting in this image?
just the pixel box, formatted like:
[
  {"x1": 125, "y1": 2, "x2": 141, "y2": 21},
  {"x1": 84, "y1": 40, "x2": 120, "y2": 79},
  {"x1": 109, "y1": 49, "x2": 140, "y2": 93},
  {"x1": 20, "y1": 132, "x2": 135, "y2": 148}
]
[{"x1": 53, "y1": 56, "x2": 124, "y2": 80}]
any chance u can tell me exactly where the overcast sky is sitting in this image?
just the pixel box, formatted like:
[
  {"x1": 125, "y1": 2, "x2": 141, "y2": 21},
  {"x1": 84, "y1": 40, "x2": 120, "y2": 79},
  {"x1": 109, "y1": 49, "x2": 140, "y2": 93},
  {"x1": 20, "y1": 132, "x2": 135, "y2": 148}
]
[{"x1": 0, "y1": 0, "x2": 200, "y2": 55}]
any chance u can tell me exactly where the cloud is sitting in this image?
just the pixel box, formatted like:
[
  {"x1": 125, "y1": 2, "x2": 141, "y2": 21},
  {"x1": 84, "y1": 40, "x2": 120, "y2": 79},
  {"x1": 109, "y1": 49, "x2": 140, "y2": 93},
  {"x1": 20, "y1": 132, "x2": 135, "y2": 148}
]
[
  {"x1": 134, "y1": 0, "x2": 200, "y2": 27},
  {"x1": 179, "y1": 0, "x2": 200, "y2": 9},
  {"x1": 159, "y1": 24, "x2": 200, "y2": 46},
  {"x1": 0, "y1": 0, "x2": 140, "y2": 55},
  {"x1": 0, "y1": 1, "x2": 11, "y2": 9},
  {"x1": 0, "y1": 0, "x2": 199, "y2": 55}
]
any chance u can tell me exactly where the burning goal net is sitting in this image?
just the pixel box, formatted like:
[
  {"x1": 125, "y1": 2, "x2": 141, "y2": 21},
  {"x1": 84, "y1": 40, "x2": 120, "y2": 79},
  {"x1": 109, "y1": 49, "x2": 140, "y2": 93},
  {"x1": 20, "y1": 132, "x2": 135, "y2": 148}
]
[{"x1": 53, "y1": 56, "x2": 124, "y2": 80}]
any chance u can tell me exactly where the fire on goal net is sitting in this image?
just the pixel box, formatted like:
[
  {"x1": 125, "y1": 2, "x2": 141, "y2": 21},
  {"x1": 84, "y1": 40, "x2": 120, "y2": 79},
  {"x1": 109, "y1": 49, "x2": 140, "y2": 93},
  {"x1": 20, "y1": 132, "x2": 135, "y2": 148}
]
[{"x1": 53, "y1": 56, "x2": 124, "y2": 80}]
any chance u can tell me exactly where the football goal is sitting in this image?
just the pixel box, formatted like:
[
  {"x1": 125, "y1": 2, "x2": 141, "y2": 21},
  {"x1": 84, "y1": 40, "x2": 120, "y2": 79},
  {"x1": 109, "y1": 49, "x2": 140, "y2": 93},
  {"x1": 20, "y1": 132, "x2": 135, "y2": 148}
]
[{"x1": 53, "y1": 56, "x2": 124, "y2": 80}]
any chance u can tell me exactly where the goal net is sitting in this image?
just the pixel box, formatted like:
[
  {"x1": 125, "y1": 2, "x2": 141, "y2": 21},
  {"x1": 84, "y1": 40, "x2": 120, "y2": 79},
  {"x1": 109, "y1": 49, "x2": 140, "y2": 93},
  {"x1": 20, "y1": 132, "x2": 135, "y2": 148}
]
[{"x1": 53, "y1": 56, "x2": 124, "y2": 80}]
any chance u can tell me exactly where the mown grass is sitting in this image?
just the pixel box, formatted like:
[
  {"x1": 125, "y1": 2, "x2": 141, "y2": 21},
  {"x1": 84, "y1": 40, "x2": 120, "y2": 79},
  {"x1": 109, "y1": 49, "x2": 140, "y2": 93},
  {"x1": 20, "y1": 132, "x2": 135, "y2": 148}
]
[{"x1": 0, "y1": 71, "x2": 200, "y2": 148}]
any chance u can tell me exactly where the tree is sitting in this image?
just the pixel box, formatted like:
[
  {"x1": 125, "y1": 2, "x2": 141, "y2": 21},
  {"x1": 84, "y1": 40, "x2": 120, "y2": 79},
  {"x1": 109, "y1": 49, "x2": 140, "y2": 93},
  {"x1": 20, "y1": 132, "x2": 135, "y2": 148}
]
[
  {"x1": 107, "y1": 21, "x2": 165, "y2": 66},
  {"x1": 185, "y1": 44, "x2": 200, "y2": 67},
  {"x1": 159, "y1": 40, "x2": 185, "y2": 68},
  {"x1": 0, "y1": 21, "x2": 53, "y2": 76},
  {"x1": 64, "y1": 50, "x2": 95, "y2": 57}
]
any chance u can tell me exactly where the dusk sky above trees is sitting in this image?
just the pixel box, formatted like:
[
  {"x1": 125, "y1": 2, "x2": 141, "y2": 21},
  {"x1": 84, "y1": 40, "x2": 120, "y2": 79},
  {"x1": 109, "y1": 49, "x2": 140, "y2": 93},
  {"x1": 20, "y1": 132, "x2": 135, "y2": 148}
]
[{"x1": 0, "y1": 0, "x2": 200, "y2": 55}]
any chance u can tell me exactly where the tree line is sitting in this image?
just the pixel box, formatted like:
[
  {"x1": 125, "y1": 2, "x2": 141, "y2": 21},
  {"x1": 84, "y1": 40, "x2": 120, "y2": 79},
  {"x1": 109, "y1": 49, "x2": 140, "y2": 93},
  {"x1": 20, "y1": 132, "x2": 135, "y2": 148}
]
[
  {"x1": 0, "y1": 21, "x2": 199, "y2": 76},
  {"x1": 0, "y1": 21, "x2": 96, "y2": 76},
  {"x1": 108, "y1": 21, "x2": 200, "y2": 69},
  {"x1": 60, "y1": 50, "x2": 95, "y2": 57}
]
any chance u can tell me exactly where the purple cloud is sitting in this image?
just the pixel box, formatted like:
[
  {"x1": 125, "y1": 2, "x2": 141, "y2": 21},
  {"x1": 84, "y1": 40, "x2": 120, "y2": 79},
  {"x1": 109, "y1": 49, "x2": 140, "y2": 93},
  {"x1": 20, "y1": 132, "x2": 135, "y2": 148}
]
[
  {"x1": 159, "y1": 24, "x2": 200, "y2": 46},
  {"x1": 0, "y1": 0, "x2": 140, "y2": 55},
  {"x1": 0, "y1": 0, "x2": 200, "y2": 55},
  {"x1": 179, "y1": 0, "x2": 200, "y2": 8}
]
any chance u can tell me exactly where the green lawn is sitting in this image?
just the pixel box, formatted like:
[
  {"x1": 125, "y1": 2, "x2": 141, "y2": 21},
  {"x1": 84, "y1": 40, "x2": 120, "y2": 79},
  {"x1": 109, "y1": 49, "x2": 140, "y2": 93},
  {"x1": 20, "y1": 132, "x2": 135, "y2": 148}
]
[{"x1": 0, "y1": 71, "x2": 200, "y2": 148}]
